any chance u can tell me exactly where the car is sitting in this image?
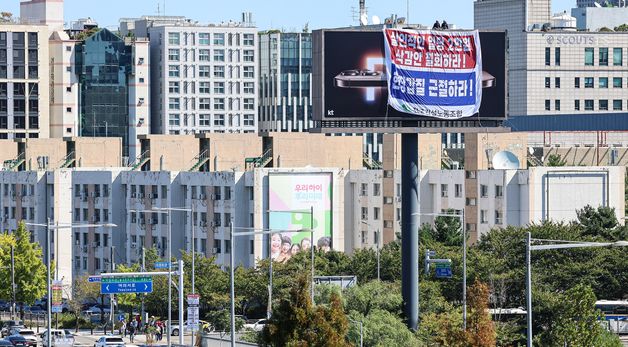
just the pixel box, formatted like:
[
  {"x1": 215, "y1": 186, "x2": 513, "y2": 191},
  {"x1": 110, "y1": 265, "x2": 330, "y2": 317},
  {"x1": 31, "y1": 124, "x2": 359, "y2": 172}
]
[
  {"x1": 41, "y1": 329, "x2": 73, "y2": 347},
  {"x1": 8, "y1": 330, "x2": 37, "y2": 346},
  {"x1": 0, "y1": 340, "x2": 13, "y2": 347},
  {"x1": 93, "y1": 336, "x2": 125, "y2": 347},
  {"x1": 243, "y1": 319, "x2": 268, "y2": 332},
  {"x1": 5, "y1": 335, "x2": 33, "y2": 347},
  {"x1": 87, "y1": 305, "x2": 111, "y2": 314},
  {"x1": 1, "y1": 322, "x2": 24, "y2": 338}
]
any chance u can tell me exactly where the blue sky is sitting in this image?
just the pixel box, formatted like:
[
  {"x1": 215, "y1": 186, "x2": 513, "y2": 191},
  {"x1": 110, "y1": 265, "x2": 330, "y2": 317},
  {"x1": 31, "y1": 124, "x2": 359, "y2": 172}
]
[{"x1": 4, "y1": 0, "x2": 576, "y2": 31}]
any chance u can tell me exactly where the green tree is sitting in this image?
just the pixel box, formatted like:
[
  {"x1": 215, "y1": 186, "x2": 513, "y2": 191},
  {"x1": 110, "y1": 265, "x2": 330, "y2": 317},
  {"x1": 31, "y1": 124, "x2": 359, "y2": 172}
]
[
  {"x1": 614, "y1": 23, "x2": 628, "y2": 31},
  {"x1": 261, "y1": 274, "x2": 350, "y2": 346},
  {"x1": 344, "y1": 280, "x2": 402, "y2": 316},
  {"x1": 576, "y1": 205, "x2": 621, "y2": 240},
  {"x1": 66, "y1": 276, "x2": 100, "y2": 331},
  {"x1": 0, "y1": 222, "x2": 47, "y2": 315},
  {"x1": 347, "y1": 309, "x2": 421, "y2": 347},
  {"x1": 545, "y1": 153, "x2": 566, "y2": 166}
]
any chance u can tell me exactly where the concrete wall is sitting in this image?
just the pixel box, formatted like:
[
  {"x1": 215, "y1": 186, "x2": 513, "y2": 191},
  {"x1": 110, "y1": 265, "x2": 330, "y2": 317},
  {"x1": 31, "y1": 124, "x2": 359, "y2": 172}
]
[
  {"x1": 202, "y1": 133, "x2": 262, "y2": 172},
  {"x1": 543, "y1": 146, "x2": 628, "y2": 166},
  {"x1": 381, "y1": 133, "x2": 443, "y2": 171},
  {"x1": 464, "y1": 132, "x2": 528, "y2": 170},
  {"x1": 141, "y1": 135, "x2": 199, "y2": 171},
  {"x1": 21, "y1": 138, "x2": 66, "y2": 170},
  {"x1": 0, "y1": 140, "x2": 18, "y2": 166},
  {"x1": 72, "y1": 137, "x2": 123, "y2": 167},
  {"x1": 269, "y1": 133, "x2": 363, "y2": 170}
]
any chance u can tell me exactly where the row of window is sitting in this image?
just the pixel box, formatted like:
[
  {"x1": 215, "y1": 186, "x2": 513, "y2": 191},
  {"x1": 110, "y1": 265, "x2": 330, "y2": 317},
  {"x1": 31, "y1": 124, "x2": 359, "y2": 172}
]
[
  {"x1": 168, "y1": 97, "x2": 255, "y2": 111},
  {"x1": 167, "y1": 48, "x2": 254, "y2": 62},
  {"x1": 168, "y1": 81, "x2": 255, "y2": 94},
  {"x1": 168, "y1": 113, "x2": 255, "y2": 127},
  {"x1": 168, "y1": 64, "x2": 254, "y2": 78},
  {"x1": 544, "y1": 47, "x2": 625, "y2": 67},
  {"x1": 480, "y1": 209, "x2": 503, "y2": 225},
  {"x1": 73, "y1": 208, "x2": 110, "y2": 223},
  {"x1": 359, "y1": 183, "x2": 381, "y2": 197},
  {"x1": 440, "y1": 184, "x2": 503, "y2": 198},
  {"x1": 361, "y1": 207, "x2": 381, "y2": 221},
  {"x1": 546, "y1": 99, "x2": 626, "y2": 111},
  {"x1": 545, "y1": 76, "x2": 628, "y2": 89},
  {"x1": 73, "y1": 184, "x2": 111, "y2": 198},
  {"x1": 129, "y1": 184, "x2": 168, "y2": 199},
  {"x1": 2, "y1": 183, "x2": 36, "y2": 197},
  {"x1": 2, "y1": 206, "x2": 35, "y2": 221},
  {"x1": 167, "y1": 32, "x2": 254, "y2": 47}
]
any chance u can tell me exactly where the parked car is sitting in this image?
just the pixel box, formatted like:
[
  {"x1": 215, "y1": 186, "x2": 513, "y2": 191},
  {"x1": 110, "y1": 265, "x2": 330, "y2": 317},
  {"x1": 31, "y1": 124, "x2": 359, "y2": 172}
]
[
  {"x1": 5, "y1": 335, "x2": 33, "y2": 347},
  {"x1": 0, "y1": 339, "x2": 13, "y2": 347},
  {"x1": 7, "y1": 330, "x2": 36, "y2": 346},
  {"x1": 1, "y1": 322, "x2": 24, "y2": 338},
  {"x1": 87, "y1": 305, "x2": 111, "y2": 314},
  {"x1": 169, "y1": 320, "x2": 212, "y2": 336},
  {"x1": 93, "y1": 336, "x2": 125, "y2": 347},
  {"x1": 243, "y1": 319, "x2": 268, "y2": 332},
  {"x1": 41, "y1": 329, "x2": 73, "y2": 347}
]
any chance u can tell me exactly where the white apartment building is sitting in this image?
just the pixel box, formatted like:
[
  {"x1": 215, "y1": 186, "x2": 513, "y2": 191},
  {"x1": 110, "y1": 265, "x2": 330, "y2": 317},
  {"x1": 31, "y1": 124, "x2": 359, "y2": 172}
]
[{"x1": 145, "y1": 17, "x2": 258, "y2": 134}]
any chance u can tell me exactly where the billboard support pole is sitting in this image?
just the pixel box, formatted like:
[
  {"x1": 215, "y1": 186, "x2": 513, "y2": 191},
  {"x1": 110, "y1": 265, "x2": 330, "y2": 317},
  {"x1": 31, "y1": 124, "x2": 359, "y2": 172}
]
[
  {"x1": 310, "y1": 206, "x2": 315, "y2": 304},
  {"x1": 401, "y1": 133, "x2": 419, "y2": 331}
]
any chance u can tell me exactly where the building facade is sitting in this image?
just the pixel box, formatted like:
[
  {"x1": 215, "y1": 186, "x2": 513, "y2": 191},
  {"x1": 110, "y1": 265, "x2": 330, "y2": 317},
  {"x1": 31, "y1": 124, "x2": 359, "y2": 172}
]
[
  {"x1": 0, "y1": 24, "x2": 50, "y2": 139},
  {"x1": 146, "y1": 19, "x2": 258, "y2": 135},
  {"x1": 258, "y1": 31, "x2": 313, "y2": 133}
]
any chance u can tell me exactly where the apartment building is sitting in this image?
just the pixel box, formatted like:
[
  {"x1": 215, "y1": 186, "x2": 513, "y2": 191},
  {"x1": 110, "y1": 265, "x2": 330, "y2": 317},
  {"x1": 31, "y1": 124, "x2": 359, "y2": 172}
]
[{"x1": 144, "y1": 16, "x2": 258, "y2": 134}]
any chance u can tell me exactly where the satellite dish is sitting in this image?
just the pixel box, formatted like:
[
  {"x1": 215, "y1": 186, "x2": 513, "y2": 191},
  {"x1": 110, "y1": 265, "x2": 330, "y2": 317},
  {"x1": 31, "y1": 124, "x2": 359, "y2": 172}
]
[
  {"x1": 528, "y1": 147, "x2": 535, "y2": 155},
  {"x1": 492, "y1": 151, "x2": 520, "y2": 169},
  {"x1": 360, "y1": 13, "x2": 368, "y2": 26},
  {"x1": 372, "y1": 15, "x2": 381, "y2": 25}
]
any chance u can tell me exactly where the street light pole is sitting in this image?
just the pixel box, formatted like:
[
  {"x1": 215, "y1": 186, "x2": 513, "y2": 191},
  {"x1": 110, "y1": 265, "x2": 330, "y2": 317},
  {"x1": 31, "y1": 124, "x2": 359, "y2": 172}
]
[
  {"x1": 167, "y1": 209, "x2": 172, "y2": 347},
  {"x1": 191, "y1": 204, "x2": 195, "y2": 345},
  {"x1": 525, "y1": 232, "x2": 532, "y2": 347},
  {"x1": 46, "y1": 218, "x2": 51, "y2": 347},
  {"x1": 376, "y1": 229, "x2": 380, "y2": 281},
  {"x1": 229, "y1": 222, "x2": 235, "y2": 347}
]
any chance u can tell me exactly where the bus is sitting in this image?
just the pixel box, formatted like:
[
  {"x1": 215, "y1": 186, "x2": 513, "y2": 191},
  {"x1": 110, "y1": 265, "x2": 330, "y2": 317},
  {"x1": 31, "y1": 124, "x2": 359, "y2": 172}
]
[{"x1": 596, "y1": 300, "x2": 628, "y2": 334}]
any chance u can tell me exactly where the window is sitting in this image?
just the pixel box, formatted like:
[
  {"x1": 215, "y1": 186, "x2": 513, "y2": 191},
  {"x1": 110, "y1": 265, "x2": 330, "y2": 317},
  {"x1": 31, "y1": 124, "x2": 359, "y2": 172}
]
[
  {"x1": 545, "y1": 77, "x2": 550, "y2": 88},
  {"x1": 466, "y1": 198, "x2": 476, "y2": 206},
  {"x1": 243, "y1": 66, "x2": 254, "y2": 78},
  {"x1": 545, "y1": 47, "x2": 550, "y2": 66},
  {"x1": 168, "y1": 81, "x2": 179, "y2": 93},
  {"x1": 360, "y1": 183, "x2": 368, "y2": 196},
  {"x1": 243, "y1": 114, "x2": 254, "y2": 126},
  {"x1": 585, "y1": 99, "x2": 594, "y2": 111},
  {"x1": 168, "y1": 32, "x2": 180, "y2": 45},
  {"x1": 373, "y1": 183, "x2": 381, "y2": 196},
  {"x1": 373, "y1": 207, "x2": 380, "y2": 220},
  {"x1": 574, "y1": 100, "x2": 580, "y2": 111},
  {"x1": 198, "y1": 82, "x2": 210, "y2": 94},
  {"x1": 574, "y1": 77, "x2": 580, "y2": 88},
  {"x1": 168, "y1": 114, "x2": 180, "y2": 126},
  {"x1": 214, "y1": 114, "x2": 225, "y2": 126},
  {"x1": 213, "y1": 186, "x2": 221, "y2": 200},
  {"x1": 243, "y1": 33, "x2": 254, "y2": 46},
  {"x1": 213, "y1": 213, "x2": 222, "y2": 226},
  {"x1": 584, "y1": 47, "x2": 594, "y2": 66},
  {"x1": 555, "y1": 77, "x2": 560, "y2": 88},
  {"x1": 555, "y1": 47, "x2": 560, "y2": 66},
  {"x1": 199, "y1": 33, "x2": 210, "y2": 45},
  {"x1": 214, "y1": 65, "x2": 224, "y2": 78},
  {"x1": 584, "y1": 77, "x2": 594, "y2": 88},
  {"x1": 599, "y1": 77, "x2": 608, "y2": 88},
  {"x1": 213, "y1": 33, "x2": 224, "y2": 45},
  {"x1": 199, "y1": 49, "x2": 210, "y2": 61},
  {"x1": 213, "y1": 82, "x2": 225, "y2": 94},
  {"x1": 613, "y1": 99, "x2": 622, "y2": 111},
  {"x1": 243, "y1": 82, "x2": 254, "y2": 94},
  {"x1": 599, "y1": 48, "x2": 608, "y2": 66},
  {"x1": 480, "y1": 210, "x2": 488, "y2": 224},
  {"x1": 495, "y1": 185, "x2": 503, "y2": 198},
  {"x1": 199, "y1": 98, "x2": 211, "y2": 110},
  {"x1": 244, "y1": 98, "x2": 254, "y2": 110},
  {"x1": 480, "y1": 184, "x2": 488, "y2": 198},
  {"x1": 168, "y1": 49, "x2": 179, "y2": 61},
  {"x1": 213, "y1": 49, "x2": 224, "y2": 62},
  {"x1": 611, "y1": 77, "x2": 622, "y2": 89},
  {"x1": 613, "y1": 48, "x2": 622, "y2": 66},
  {"x1": 454, "y1": 184, "x2": 462, "y2": 197},
  {"x1": 545, "y1": 99, "x2": 550, "y2": 111},
  {"x1": 214, "y1": 98, "x2": 225, "y2": 110},
  {"x1": 168, "y1": 65, "x2": 180, "y2": 77},
  {"x1": 555, "y1": 100, "x2": 560, "y2": 111},
  {"x1": 243, "y1": 50, "x2": 254, "y2": 62},
  {"x1": 199, "y1": 65, "x2": 210, "y2": 77},
  {"x1": 495, "y1": 210, "x2": 503, "y2": 224},
  {"x1": 224, "y1": 186, "x2": 232, "y2": 200},
  {"x1": 441, "y1": 184, "x2": 448, "y2": 197},
  {"x1": 169, "y1": 98, "x2": 180, "y2": 110},
  {"x1": 199, "y1": 114, "x2": 211, "y2": 126},
  {"x1": 465, "y1": 170, "x2": 476, "y2": 179},
  {"x1": 599, "y1": 100, "x2": 608, "y2": 110},
  {"x1": 361, "y1": 207, "x2": 368, "y2": 220}
]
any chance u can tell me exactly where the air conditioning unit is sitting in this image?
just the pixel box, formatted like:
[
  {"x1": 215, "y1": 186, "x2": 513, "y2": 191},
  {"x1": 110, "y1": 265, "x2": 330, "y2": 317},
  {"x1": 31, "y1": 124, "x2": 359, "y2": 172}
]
[
  {"x1": 139, "y1": 193, "x2": 145, "y2": 198},
  {"x1": 395, "y1": 196, "x2": 401, "y2": 202},
  {"x1": 75, "y1": 239, "x2": 80, "y2": 246},
  {"x1": 130, "y1": 242, "x2": 137, "y2": 249},
  {"x1": 200, "y1": 221, "x2": 207, "y2": 227},
  {"x1": 212, "y1": 247, "x2": 218, "y2": 254},
  {"x1": 199, "y1": 193, "x2": 206, "y2": 200},
  {"x1": 210, "y1": 221, "x2": 216, "y2": 227},
  {"x1": 210, "y1": 194, "x2": 215, "y2": 200},
  {"x1": 82, "y1": 246, "x2": 88, "y2": 253},
  {"x1": 90, "y1": 192, "x2": 95, "y2": 197},
  {"x1": 152, "y1": 218, "x2": 159, "y2": 224},
  {"x1": 131, "y1": 193, "x2": 137, "y2": 198}
]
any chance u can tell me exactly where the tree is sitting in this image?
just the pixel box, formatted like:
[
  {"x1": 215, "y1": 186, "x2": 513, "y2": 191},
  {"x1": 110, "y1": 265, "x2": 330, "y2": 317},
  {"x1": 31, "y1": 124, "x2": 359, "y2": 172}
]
[
  {"x1": 261, "y1": 274, "x2": 350, "y2": 346},
  {"x1": 0, "y1": 12, "x2": 12, "y2": 22},
  {"x1": 0, "y1": 222, "x2": 47, "y2": 316},
  {"x1": 576, "y1": 205, "x2": 621, "y2": 240},
  {"x1": 464, "y1": 281, "x2": 496, "y2": 347},
  {"x1": 344, "y1": 281, "x2": 402, "y2": 316},
  {"x1": 347, "y1": 309, "x2": 421, "y2": 347},
  {"x1": 205, "y1": 310, "x2": 244, "y2": 338},
  {"x1": 546, "y1": 153, "x2": 566, "y2": 166},
  {"x1": 614, "y1": 23, "x2": 628, "y2": 31},
  {"x1": 66, "y1": 276, "x2": 100, "y2": 331}
]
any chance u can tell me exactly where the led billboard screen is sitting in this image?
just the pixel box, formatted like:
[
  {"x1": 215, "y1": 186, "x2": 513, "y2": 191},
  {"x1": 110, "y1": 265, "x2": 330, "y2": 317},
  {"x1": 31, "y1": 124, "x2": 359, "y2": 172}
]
[
  {"x1": 268, "y1": 173, "x2": 333, "y2": 261},
  {"x1": 312, "y1": 28, "x2": 506, "y2": 124}
]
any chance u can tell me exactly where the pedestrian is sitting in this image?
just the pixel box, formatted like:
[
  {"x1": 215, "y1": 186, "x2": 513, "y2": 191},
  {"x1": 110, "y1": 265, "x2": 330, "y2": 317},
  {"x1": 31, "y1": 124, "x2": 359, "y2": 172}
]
[
  {"x1": 442, "y1": 20, "x2": 449, "y2": 29},
  {"x1": 128, "y1": 322, "x2": 135, "y2": 343},
  {"x1": 433, "y1": 20, "x2": 441, "y2": 30}
]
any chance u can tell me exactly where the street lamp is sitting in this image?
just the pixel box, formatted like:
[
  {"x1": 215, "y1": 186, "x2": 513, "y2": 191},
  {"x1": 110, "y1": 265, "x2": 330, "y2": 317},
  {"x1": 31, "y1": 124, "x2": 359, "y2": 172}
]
[
  {"x1": 416, "y1": 211, "x2": 467, "y2": 330},
  {"x1": 525, "y1": 235, "x2": 628, "y2": 347},
  {"x1": 25, "y1": 221, "x2": 116, "y2": 347},
  {"x1": 348, "y1": 317, "x2": 363, "y2": 347},
  {"x1": 360, "y1": 220, "x2": 380, "y2": 281}
]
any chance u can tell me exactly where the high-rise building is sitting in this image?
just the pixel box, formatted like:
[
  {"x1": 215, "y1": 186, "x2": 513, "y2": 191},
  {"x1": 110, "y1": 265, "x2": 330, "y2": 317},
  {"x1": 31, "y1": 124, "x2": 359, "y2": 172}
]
[
  {"x1": 132, "y1": 15, "x2": 258, "y2": 135},
  {"x1": 577, "y1": 0, "x2": 627, "y2": 7},
  {"x1": 258, "y1": 31, "x2": 312, "y2": 132},
  {"x1": 0, "y1": 24, "x2": 50, "y2": 140}
]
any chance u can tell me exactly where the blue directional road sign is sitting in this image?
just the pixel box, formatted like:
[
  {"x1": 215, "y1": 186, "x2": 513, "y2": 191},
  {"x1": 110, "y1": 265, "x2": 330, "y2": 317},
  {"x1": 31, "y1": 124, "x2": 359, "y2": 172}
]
[
  {"x1": 154, "y1": 261, "x2": 170, "y2": 269},
  {"x1": 88, "y1": 276, "x2": 102, "y2": 283},
  {"x1": 101, "y1": 276, "x2": 153, "y2": 294},
  {"x1": 435, "y1": 266, "x2": 453, "y2": 279}
]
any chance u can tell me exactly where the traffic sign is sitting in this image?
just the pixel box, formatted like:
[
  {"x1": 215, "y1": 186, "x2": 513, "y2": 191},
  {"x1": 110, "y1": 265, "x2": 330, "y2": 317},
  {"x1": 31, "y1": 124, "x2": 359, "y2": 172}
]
[
  {"x1": 435, "y1": 266, "x2": 453, "y2": 278},
  {"x1": 102, "y1": 276, "x2": 152, "y2": 283},
  {"x1": 187, "y1": 294, "x2": 200, "y2": 306},
  {"x1": 101, "y1": 281, "x2": 153, "y2": 294},
  {"x1": 118, "y1": 314, "x2": 125, "y2": 322},
  {"x1": 88, "y1": 276, "x2": 102, "y2": 283},
  {"x1": 187, "y1": 306, "x2": 199, "y2": 331},
  {"x1": 154, "y1": 261, "x2": 170, "y2": 269}
]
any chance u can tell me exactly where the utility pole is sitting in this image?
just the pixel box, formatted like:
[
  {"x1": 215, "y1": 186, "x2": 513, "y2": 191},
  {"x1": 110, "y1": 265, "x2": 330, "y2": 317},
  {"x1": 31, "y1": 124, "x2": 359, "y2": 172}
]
[
  {"x1": 375, "y1": 229, "x2": 380, "y2": 281},
  {"x1": 191, "y1": 204, "x2": 196, "y2": 345},
  {"x1": 11, "y1": 245, "x2": 16, "y2": 320},
  {"x1": 310, "y1": 206, "x2": 315, "y2": 304},
  {"x1": 178, "y1": 259, "x2": 184, "y2": 346},
  {"x1": 141, "y1": 247, "x2": 145, "y2": 322},
  {"x1": 110, "y1": 245, "x2": 115, "y2": 332},
  {"x1": 45, "y1": 218, "x2": 51, "y2": 347},
  {"x1": 229, "y1": 222, "x2": 235, "y2": 347}
]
